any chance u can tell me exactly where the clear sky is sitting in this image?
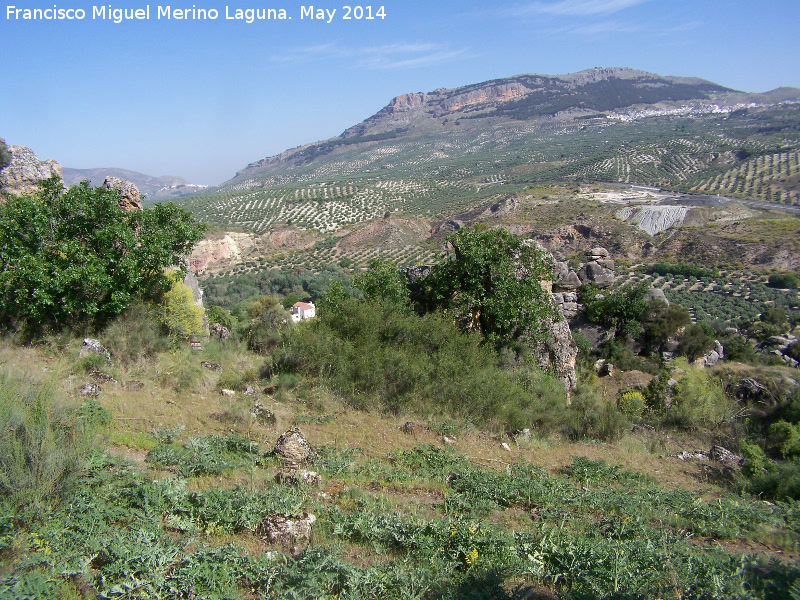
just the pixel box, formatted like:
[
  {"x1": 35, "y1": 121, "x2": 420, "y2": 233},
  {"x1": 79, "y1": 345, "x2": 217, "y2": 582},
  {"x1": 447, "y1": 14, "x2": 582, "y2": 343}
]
[{"x1": 2, "y1": 0, "x2": 799, "y2": 185}]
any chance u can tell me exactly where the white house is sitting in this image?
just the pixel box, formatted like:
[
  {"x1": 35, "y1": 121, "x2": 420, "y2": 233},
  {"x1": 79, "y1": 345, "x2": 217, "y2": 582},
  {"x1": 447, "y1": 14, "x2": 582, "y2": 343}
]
[{"x1": 291, "y1": 301, "x2": 315, "y2": 322}]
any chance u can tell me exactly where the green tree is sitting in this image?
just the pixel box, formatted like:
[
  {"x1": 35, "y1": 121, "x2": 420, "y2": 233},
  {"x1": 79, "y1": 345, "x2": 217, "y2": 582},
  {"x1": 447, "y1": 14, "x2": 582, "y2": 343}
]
[
  {"x1": 424, "y1": 226, "x2": 557, "y2": 343},
  {"x1": 767, "y1": 273, "x2": 799, "y2": 289},
  {"x1": 583, "y1": 281, "x2": 650, "y2": 339},
  {"x1": 352, "y1": 258, "x2": 409, "y2": 306},
  {"x1": 0, "y1": 177, "x2": 206, "y2": 333},
  {"x1": 642, "y1": 301, "x2": 691, "y2": 353}
]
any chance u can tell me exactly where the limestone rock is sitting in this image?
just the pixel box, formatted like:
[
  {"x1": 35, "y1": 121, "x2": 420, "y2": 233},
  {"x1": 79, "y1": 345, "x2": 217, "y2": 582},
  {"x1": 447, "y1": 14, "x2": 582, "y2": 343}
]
[
  {"x1": 555, "y1": 270, "x2": 582, "y2": 290},
  {"x1": 696, "y1": 341, "x2": 724, "y2": 367},
  {"x1": 596, "y1": 258, "x2": 615, "y2": 271},
  {"x1": 400, "y1": 421, "x2": 416, "y2": 433},
  {"x1": 646, "y1": 287, "x2": 669, "y2": 305},
  {"x1": 220, "y1": 389, "x2": 236, "y2": 397},
  {"x1": 250, "y1": 400, "x2": 276, "y2": 424},
  {"x1": 594, "y1": 359, "x2": 614, "y2": 377},
  {"x1": 102, "y1": 177, "x2": 142, "y2": 211},
  {"x1": 531, "y1": 318, "x2": 578, "y2": 389},
  {"x1": 515, "y1": 428, "x2": 532, "y2": 442},
  {"x1": 577, "y1": 261, "x2": 615, "y2": 288},
  {"x1": 586, "y1": 247, "x2": 609, "y2": 259},
  {"x1": 201, "y1": 360, "x2": 222, "y2": 371},
  {"x1": 209, "y1": 323, "x2": 230, "y2": 340},
  {"x1": 710, "y1": 445, "x2": 739, "y2": 463},
  {"x1": 0, "y1": 145, "x2": 62, "y2": 197},
  {"x1": 274, "y1": 427, "x2": 315, "y2": 464},
  {"x1": 257, "y1": 512, "x2": 316, "y2": 555},
  {"x1": 89, "y1": 370, "x2": 117, "y2": 384},
  {"x1": 78, "y1": 383, "x2": 101, "y2": 397},
  {"x1": 275, "y1": 470, "x2": 322, "y2": 486},
  {"x1": 80, "y1": 338, "x2": 112, "y2": 366}
]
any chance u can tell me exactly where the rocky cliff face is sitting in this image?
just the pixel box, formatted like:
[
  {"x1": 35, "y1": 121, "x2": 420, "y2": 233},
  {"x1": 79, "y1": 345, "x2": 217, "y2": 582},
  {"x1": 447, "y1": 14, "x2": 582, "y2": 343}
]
[
  {"x1": 441, "y1": 82, "x2": 527, "y2": 112},
  {"x1": 102, "y1": 176, "x2": 143, "y2": 211},
  {"x1": 0, "y1": 145, "x2": 62, "y2": 197}
]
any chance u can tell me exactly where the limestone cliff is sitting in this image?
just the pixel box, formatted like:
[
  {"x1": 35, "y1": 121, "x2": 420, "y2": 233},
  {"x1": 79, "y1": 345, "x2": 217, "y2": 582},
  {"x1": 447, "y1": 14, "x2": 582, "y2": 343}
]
[{"x1": 0, "y1": 145, "x2": 62, "y2": 197}]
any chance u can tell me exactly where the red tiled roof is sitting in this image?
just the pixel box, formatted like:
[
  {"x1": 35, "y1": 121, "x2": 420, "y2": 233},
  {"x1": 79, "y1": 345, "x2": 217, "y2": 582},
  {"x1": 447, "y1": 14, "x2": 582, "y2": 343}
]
[{"x1": 293, "y1": 302, "x2": 315, "y2": 310}]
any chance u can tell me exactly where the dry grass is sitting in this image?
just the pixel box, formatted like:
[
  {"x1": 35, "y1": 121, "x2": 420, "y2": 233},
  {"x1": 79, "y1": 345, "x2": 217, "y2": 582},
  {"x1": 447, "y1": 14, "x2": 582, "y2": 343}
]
[{"x1": 0, "y1": 336, "x2": 731, "y2": 500}]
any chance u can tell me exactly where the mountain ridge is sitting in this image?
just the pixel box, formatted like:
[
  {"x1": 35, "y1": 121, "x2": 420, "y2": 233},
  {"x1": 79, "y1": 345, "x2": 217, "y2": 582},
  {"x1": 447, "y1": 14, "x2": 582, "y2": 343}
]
[
  {"x1": 62, "y1": 167, "x2": 206, "y2": 203},
  {"x1": 227, "y1": 67, "x2": 800, "y2": 188}
]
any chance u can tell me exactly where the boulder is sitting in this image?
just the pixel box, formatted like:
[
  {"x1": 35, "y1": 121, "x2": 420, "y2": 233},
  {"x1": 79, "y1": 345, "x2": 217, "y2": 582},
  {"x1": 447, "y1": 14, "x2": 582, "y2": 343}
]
[
  {"x1": 596, "y1": 258, "x2": 616, "y2": 271},
  {"x1": 249, "y1": 400, "x2": 276, "y2": 424},
  {"x1": 586, "y1": 247, "x2": 609, "y2": 259},
  {"x1": 209, "y1": 322, "x2": 230, "y2": 340},
  {"x1": 274, "y1": 427, "x2": 315, "y2": 464},
  {"x1": 400, "y1": 421, "x2": 416, "y2": 434},
  {"x1": 710, "y1": 445, "x2": 739, "y2": 463},
  {"x1": 594, "y1": 359, "x2": 614, "y2": 377},
  {"x1": 79, "y1": 338, "x2": 112, "y2": 366},
  {"x1": 555, "y1": 270, "x2": 582, "y2": 290},
  {"x1": 102, "y1": 177, "x2": 142, "y2": 212},
  {"x1": 515, "y1": 428, "x2": 532, "y2": 442},
  {"x1": 646, "y1": 287, "x2": 669, "y2": 306},
  {"x1": 89, "y1": 370, "x2": 117, "y2": 384},
  {"x1": 577, "y1": 261, "x2": 615, "y2": 288},
  {"x1": 256, "y1": 512, "x2": 316, "y2": 555},
  {"x1": 0, "y1": 145, "x2": 62, "y2": 197},
  {"x1": 275, "y1": 470, "x2": 322, "y2": 486},
  {"x1": 78, "y1": 383, "x2": 101, "y2": 397}
]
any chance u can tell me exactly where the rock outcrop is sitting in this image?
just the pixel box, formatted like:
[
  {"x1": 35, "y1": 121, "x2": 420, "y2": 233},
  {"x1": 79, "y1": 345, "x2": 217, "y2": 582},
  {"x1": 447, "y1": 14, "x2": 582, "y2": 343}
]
[
  {"x1": 274, "y1": 427, "x2": 315, "y2": 464},
  {"x1": 102, "y1": 176, "x2": 142, "y2": 211},
  {"x1": 79, "y1": 338, "x2": 113, "y2": 366},
  {"x1": 552, "y1": 247, "x2": 615, "y2": 292},
  {"x1": 0, "y1": 145, "x2": 62, "y2": 197},
  {"x1": 577, "y1": 248, "x2": 615, "y2": 287}
]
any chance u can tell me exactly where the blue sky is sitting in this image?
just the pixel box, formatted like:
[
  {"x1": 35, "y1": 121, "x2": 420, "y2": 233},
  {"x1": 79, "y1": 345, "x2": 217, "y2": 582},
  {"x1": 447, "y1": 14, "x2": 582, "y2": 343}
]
[{"x1": 2, "y1": 0, "x2": 799, "y2": 185}]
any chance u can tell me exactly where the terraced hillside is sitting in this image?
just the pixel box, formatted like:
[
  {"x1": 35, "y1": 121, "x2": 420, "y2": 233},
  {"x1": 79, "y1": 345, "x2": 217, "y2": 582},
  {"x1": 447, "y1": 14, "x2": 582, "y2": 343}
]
[{"x1": 174, "y1": 68, "x2": 800, "y2": 305}]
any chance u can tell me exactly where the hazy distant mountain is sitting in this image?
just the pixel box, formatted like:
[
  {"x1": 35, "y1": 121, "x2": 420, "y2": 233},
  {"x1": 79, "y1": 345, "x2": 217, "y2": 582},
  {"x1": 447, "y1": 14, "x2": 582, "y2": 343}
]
[{"x1": 62, "y1": 167, "x2": 206, "y2": 203}]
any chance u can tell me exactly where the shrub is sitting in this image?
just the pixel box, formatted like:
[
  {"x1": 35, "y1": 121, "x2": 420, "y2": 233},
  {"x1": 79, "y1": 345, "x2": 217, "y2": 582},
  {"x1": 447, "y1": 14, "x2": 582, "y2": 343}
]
[
  {"x1": 274, "y1": 297, "x2": 567, "y2": 430},
  {"x1": 665, "y1": 360, "x2": 737, "y2": 430},
  {"x1": 677, "y1": 323, "x2": 715, "y2": 362},
  {"x1": 565, "y1": 385, "x2": 630, "y2": 441},
  {"x1": 740, "y1": 443, "x2": 768, "y2": 478},
  {"x1": 0, "y1": 374, "x2": 97, "y2": 514},
  {"x1": 0, "y1": 138, "x2": 10, "y2": 169},
  {"x1": 159, "y1": 272, "x2": 206, "y2": 341},
  {"x1": 102, "y1": 301, "x2": 170, "y2": 365},
  {"x1": 767, "y1": 273, "x2": 799, "y2": 289},
  {"x1": 583, "y1": 282, "x2": 650, "y2": 339},
  {"x1": 206, "y1": 304, "x2": 236, "y2": 330},
  {"x1": 617, "y1": 390, "x2": 645, "y2": 419}
]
